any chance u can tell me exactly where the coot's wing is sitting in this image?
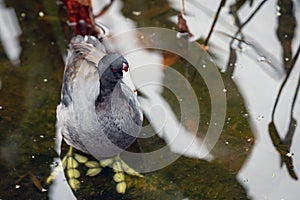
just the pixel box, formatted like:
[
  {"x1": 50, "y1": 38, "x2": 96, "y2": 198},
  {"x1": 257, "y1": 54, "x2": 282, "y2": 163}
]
[
  {"x1": 71, "y1": 36, "x2": 106, "y2": 65},
  {"x1": 61, "y1": 35, "x2": 106, "y2": 107},
  {"x1": 57, "y1": 35, "x2": 107, "y2": 153}
]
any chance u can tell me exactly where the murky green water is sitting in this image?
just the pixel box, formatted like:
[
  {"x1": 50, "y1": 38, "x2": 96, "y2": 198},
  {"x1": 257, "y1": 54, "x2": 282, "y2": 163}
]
[{"x1": 0, "y1": 0, "x2": 299, "y2": 199}]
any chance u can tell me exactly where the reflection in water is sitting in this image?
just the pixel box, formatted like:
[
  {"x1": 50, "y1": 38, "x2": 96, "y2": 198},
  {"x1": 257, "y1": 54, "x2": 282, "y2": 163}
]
[
  {"x1": 267, "y1": 0, "x2": 299, "y2": 180},
  {"x1": 50, "y1": 0, "x2": 249, "y2": 198},
  {"x1": 276, "y1": 0, "x2": 297, "y2": 72},
  {"x1": 170, "y1": 0, "x2": 300, "y2": 199},
  {"x1": 51, "y1": 0, "x2": 217, "y2": 199},
  {"x1": 198, "y1": 0, "x2": 299, "y2": 198},
  {"x1": 0, "y1": 0, "x2": 299, "y2": 199},
  {"x1": 0, "y1": 1, "x2": 64, "y2": 199},
  {"x1": 223, "y1": 1, "x2": 297, "y2": 180},
  {"x1": 0, "y1": 0, "x2": 22, "y2": 66}
]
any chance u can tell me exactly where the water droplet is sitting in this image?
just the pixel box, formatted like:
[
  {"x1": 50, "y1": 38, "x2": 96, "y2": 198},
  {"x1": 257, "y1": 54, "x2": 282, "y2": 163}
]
[
  {"x1": 285, "y1": 57, "x2": 289, "y2": 62},
  {"x1": 15, "y1": 185, "x2": 21, "y2": 189},
  {"x1": 40, "y1": 135, "x2": 44, "y2": 138},
  {"x1": 202, "y1": 64, "x2": 206, "y2": 68},
  {"x1": 276, "y1": 5, "x2": 281, "y2": 11},
  {"x1": 225, "y1": 141, "x2": 229, "y2": 145},
  {"x1": 276, "y1": 6, "x2": 281, "y2": 16},
  {"x1": 20, "y1": 12, "x2": 26, "y2": 17},
  {"x1": 257, "y1": 56, "x2": 266, "y2": 62},
  {"x1": 256, "y1": 115, "x2": 264, "y2": 121},
  {"x1": 223, "y1": 88, "x2": 227, "y2": 93},
  {"x1": 0, "y1": 106, "x2": 3, "y2": 110},
  {"x1": 50, "y1": 161, "x2": 59, "y2": 168},
  {"x1": 286, "y1": 152, "x2": 294, "y2": 157},
  {"x1": 231, "y1": 75, "x2": 235, "y2": 79},
  {"x1": 243, "y1": 113, "x2": 249, "y2": 118},
  {"x1": 43, "y1": 78, "x2": 48, "y2": 83},
  {"x1": 132, "y1": 11, "x2": 141, "y2": 16},
  {"x1": 38, "y1": 11, "x2": 45, "y2": 17}
]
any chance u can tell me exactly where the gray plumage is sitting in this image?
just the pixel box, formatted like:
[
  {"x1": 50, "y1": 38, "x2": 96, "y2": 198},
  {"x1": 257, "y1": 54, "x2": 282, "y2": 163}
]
[{"x1": 56, "y1": 35, "x2": 143, "y2": 159}]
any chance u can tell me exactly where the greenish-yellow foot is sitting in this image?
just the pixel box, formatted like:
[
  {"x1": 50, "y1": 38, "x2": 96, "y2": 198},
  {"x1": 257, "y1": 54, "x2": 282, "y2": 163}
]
[
  {"x1": 85, "y1": 154, "x2": 144, "y2": 194},
  {"x1": 46, "y1": 146, "x2": 143, "y2": 194},
  {"x1": 46, "y1": 146, "x2": 87, "y2": 190}
]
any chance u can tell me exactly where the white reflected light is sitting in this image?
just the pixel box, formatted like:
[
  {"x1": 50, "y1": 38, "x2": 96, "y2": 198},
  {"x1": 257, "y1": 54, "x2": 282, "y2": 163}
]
[{"x1": 0, "y1": 0, "x2": 22, "y2": 66}]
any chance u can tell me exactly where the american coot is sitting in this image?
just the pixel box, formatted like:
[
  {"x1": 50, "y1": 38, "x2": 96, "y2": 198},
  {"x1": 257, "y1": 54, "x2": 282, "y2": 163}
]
[{"x1": 54, "y1": 35, "x2": 143, "y2": 193}]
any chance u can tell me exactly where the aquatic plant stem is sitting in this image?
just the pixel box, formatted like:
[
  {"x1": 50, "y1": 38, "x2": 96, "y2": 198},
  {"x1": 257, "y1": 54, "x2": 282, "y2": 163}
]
[
  {"x1": 204, "y1": 0, "x2": 226, "y2": 47},
  {"x1": 291, "y1": 44, "x2": 300, "y2": 69},
  {"x1": 271, "y1": 45, "x2": 299, "y2": 120},
  {"x1": 181, "y1": 0, "x2": 185, "y2": 15},
  {"x1": 234, "y1": 0, "x2": 268, "y2": 37}
]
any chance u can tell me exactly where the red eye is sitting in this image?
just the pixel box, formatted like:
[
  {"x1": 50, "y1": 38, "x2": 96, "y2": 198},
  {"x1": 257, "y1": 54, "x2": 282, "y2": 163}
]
[
  {"x1": 123, "y1": 63, "x2": 128, "y2": 72},
  {"x1": 111, "y1": 68, "x2": 118, "y2": 72}
]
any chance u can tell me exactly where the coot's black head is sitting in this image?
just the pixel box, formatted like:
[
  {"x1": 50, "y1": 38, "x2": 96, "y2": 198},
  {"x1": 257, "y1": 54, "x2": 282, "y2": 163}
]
[{"x1": 98, "y1": 53, "x2": 129, "y2": 83}]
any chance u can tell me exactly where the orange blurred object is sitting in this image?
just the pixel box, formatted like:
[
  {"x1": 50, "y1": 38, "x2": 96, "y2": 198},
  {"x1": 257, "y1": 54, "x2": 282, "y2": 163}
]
[{"x1": 60, "y1": 0, "x2": 100, "y2": 37}]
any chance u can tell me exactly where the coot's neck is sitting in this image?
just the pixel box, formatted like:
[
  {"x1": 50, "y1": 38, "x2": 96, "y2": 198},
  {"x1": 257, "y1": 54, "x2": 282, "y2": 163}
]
[{"x1": 95, "y1": 78, "x2": 119, "y2": 108}]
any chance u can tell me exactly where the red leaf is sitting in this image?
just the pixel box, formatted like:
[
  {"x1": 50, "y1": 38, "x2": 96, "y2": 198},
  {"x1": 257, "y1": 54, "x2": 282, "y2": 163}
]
[{"x1": 60, "y1": 0, "x2": 100, "y2": 37}]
